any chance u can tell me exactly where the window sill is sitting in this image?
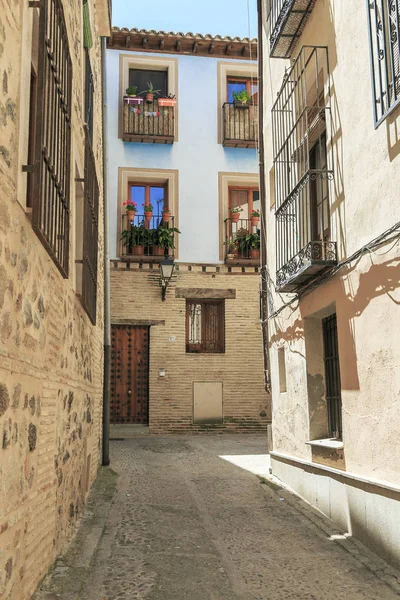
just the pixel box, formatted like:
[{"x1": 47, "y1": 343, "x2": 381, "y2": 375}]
[{"x1": 305, "y1": 438, "x2": 344, "y2": 450}]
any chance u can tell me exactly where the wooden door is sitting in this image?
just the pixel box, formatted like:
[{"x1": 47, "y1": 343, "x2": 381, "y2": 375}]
[{"x1": 110, "y1": 325, "x2": 149, "y2": 424}]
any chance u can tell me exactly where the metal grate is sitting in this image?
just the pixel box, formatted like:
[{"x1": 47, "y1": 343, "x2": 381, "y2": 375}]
[
  {"x1": 82, "y1": 130, "x2": 99, "y2": 325},
  {"x1": 367, "y1": 0, "x2": 400, "y2": 127},
  {"x1": 268, "y1": 0, "x2": 317, "y2": 59},
  {"x1": 322, "y1": 313, "x2": 342, "y2": 439},
  {"x1": 272, "y1": 46, "x2": 337, "y2": 290},
  {"x1": 32, "y1": 0, "x2": 72, "y2": 277},
  {"x1": 85, "y1": 49, "x2": 94, "y2": 145},
  {"x1": 186, "y1": 300, "x2": 225, "y2": 354}
]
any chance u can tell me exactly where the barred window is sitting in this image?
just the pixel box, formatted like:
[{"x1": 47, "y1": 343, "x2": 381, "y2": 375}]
[
  {"x1": 32, "y1": 0, "x2": 72, "y2": 277},
  {"x1": 81, "y1": 130, "x2": 99, "y2": 325},
  {"x1": 186, "y1": 300, "x2": 225, "y2": 354},
  {"x1": 367, "y1": 0, "x2": 400, "y2": 126},
  {"x1": 84, "y1": 49, "x2": 94, "y2": 145}
]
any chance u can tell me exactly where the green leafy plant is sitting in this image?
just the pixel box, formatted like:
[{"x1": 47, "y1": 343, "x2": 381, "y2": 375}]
[
  {"x1": 126, "y1": 85, "x2": 138, "y2": 96},
  {"x1": 139, "y1": 81, "x2": 162, "y2": 96},
  {"x1": 154, "y1": 225, "x2": 181, "y2": 249},
  {"x1": 232, "y1": 89, "x2": 251, "y2": 106},
  {"x1": 230, "y1": 205, "x2": 243, "y2": 214},
  {"x1": 235, "y1": 231, "x2": 260, "y2": 252},
  {"x1": 120, "y1": 225, "x2": 149, "y2": 249},
  {"x1": 250, "y1": 209, "x2": 260, "y2": 217},
  {"x1": 142, "y1": 203, "x2": 154, "y2": 213}
]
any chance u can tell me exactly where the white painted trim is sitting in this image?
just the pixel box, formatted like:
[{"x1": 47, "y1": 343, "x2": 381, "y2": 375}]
[
  {"x1": 270, "y1": 451, "x2": 400, "y2": 495},
  {"x1": 305, "y1": 438, "x2": 344, "y2": 450}
]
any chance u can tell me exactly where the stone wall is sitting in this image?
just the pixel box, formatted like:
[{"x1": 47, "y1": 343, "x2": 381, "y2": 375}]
[
  {"x1": 0, "y1": 1, "x2": 106, "y2": 598},
  {"x1": 111, "y1": 262, "x2": 271, "y2": 433}
]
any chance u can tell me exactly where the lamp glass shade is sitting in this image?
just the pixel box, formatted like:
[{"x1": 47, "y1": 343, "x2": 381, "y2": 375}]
[{"x1": 160, "y1": 257, "x2": 175, "y2": 281}]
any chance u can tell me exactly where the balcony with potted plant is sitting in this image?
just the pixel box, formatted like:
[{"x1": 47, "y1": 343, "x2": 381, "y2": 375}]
[
  {"x1": 223, "y1": 89, "x2": 258, "y2": 148},
  {"x1": 120, "y1": 206, "x2": 180, "y2": 262},
  {"x1": 123, "y1": 81, "x2": 176, "y2": 144},
  {"x1": 224, "y1": 217, "x2": 260, "y2": 266}
]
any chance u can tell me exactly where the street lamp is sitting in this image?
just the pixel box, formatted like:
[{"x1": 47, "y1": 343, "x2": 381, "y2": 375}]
[{"x1": 160, "y1": 257, "x2": 175, "y2": 301}]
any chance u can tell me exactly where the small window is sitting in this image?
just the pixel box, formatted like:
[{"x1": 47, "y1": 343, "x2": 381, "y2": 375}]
[
  {"x1": 227, "y1": 76, "x2": 258, "y2": 103},
  {"x1": 129, "y1": 69, "x2": 168, "y2": 97},
  {"x1": 186, "y1": 300, "x2": 225, "y2": 354},
  {"x1": 278, "y1": 347, "x2": 287, "y2": 393},
  {"x1": 322, "y1": 313, "x2": 342, "y2": 439}
]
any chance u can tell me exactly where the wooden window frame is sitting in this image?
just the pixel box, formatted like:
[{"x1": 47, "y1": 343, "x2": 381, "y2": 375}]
[
  {"x1": 129, "y1": 182, "x2": 168, "y2": 212},
  {"x1": 186, "y1": 300, "x2": 225, "y2": 354},
  {"x1": 228, "y1": 186, "x2": 259, "y2": 214}
]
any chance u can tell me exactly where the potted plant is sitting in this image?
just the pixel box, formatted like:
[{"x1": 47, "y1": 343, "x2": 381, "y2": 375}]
[
  {"x1": 225, "y1": 238, "x2": 235, "y2": 259},
  {"x1": 158, "y1": 93, "x2": 177, "y2": 108},
  {"x1": 248, "y1": 232, "x2": 261, "y2": 259},
  {"x1": 124, "y1": 86, "x2": 143, "y2": 105},
  {"x1": 139, "y1": 81, "x2": 161, "y2": 103},
  {"x1": 230, "y1": 205, "x2": 243, "y2": 223},
  {"x1": 232, "y1": 89, "x2": 251, "y2": 108},
  {"x1": 250, "y1": 209, "x2": 260, "y2": 227},
  {"x1": 120, "y1": 225, "x2": 147, "y2": 256},
  {"x1": 143, "y1": 203, "x2": 154, "y2": 224},
  {"x1": 153, "y1": 224, "x2": 181, "y2": 256},
  {"x1": 123, "y1": 200, "x2": 137, "y2": 222},
  {"x1": 161, "y1": 207, "x2": 171, "y2": 223}
]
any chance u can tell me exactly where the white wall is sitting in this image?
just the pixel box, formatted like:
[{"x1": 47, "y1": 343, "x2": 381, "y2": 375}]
[{"x1": 106, "y1": 49, "x2": 258, "y2": 263}]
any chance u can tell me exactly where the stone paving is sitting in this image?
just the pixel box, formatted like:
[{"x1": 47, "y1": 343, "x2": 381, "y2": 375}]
[{"x1": 35, "y1": 435, "x2": 400, "y2": 600}]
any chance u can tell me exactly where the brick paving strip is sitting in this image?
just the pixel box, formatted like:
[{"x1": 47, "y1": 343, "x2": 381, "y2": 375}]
[{"x1": 34, "y1": 436, "x2": 400, "y2": 600}]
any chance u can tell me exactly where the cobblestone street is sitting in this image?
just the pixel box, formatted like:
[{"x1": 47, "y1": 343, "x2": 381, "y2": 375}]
[{"x1": 36, "y1": 435, "x2": 400, "y2": 600}]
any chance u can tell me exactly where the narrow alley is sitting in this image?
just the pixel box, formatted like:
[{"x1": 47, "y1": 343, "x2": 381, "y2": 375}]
[{"x1": 35, "y1": 435, "x2": 400, "y2": 600}]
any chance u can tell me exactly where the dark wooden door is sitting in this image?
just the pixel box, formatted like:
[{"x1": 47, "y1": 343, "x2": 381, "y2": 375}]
[{"x1": 110, "y1": 325, "x2": 149, "y2": 424}]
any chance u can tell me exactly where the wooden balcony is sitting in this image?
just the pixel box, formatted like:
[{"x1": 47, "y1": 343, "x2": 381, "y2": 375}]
[
  {"x1": 122, "y1": 99, "x2": 175, "y2": 144},
  {"x1": 222, "y1": 103, "x2": 258, "y2": 149},
  {"x1": 268, "y1": 0, "x2": 317, "y2": 59}
]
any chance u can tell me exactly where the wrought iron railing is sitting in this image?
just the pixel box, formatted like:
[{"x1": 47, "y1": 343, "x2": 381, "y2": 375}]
[
  {"x1": 222, "y1": 103, "x2": 258, "y2": 148},
  {"x1": 272, "y1": 46, "x2": 336, "y2": 290},
  {"x1": 123, "y1": 99, "x2": 175, "y2": 142},
  {"x1": 224, "y1": 217, "x2": 260, "y2": 261},
  {"x1": 268, "y1": 0, "x2": 317, "y2": 58},
  {"x1": 276, "y1": 240, "x2": 337, "y2": 290},
  {"x1": 120, "y1": 214, "x2": 176, "y2": 258},
  {"x1": 367, "y1": 0, "x2": 400, "y2": 127}
]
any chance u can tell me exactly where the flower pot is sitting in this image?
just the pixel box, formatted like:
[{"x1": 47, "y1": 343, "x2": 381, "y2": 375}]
[
  {"x1": 144, "y1": 212, "x2": 153, "y2": 223},
  {"x1": 234, "y1": 100, "x2": 250, "y2": 109},
  {"x1": 250, "y1": 216, "x2": 259, "y2": 227},
  {"x1": 162, "y1": 211, "x2": 170, "y2": 223},
  {"x1": 158, "y1": 98, "x2": 177, "y2": 107},
  {"x1": 126, "y1": 210, "x2": 136, "y2": 221},
  {"x1": 153, "y1": 245, "x2": 165, "y2": 256},
  {"x1": 250, "y1": 248, "x2": 260, "y2": 259},
  {"x1": 145, "y1": 93, "x2": 154, "y2": 103},
  {"x1": 226, "y1": 253, "x2": 234, "y2": 260},
  {"x1": 231, "y1": 212, "x2": 240, "y2": 223},
  {"x1": 132, "y1": 245, "x2": 144, "y2": 256},
  {"x1": 124, "y1": 96, "x2": 143, "y2": 106}
]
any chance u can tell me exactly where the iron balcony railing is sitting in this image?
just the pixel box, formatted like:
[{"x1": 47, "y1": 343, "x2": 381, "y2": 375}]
[
  {"x1": 82, "y1": 130, "x2": 99, "y2": 325},
  {"x1": 268, "y1": 0, "x2": 317, "y2": 58},
  {"x1": 123, "y1": 99, "x2": 175, "y2": 143},
  {"x1": 222, "y1": 102, "x2": 258, "y2": 148},
  {"x1": 224, "y1": 218, "x2": 260, "y2": 263},
  {"x1": 272, "y1": 46, "x2": 337, "y2": 291},
  {"x1": 121, "y1": 213, "x2": 176, "y2": 259}
]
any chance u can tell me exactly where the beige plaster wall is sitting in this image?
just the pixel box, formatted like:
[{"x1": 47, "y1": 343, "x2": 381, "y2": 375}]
[
  {"x1": 111, "y1": 262, "x2": 271, "y2": 433},
  {"x1": 0, "y1": 1, "x2": 106, "y2": 598},
  {"x1": 263, "y1": 0, "x2": 400, "y2": 485}
]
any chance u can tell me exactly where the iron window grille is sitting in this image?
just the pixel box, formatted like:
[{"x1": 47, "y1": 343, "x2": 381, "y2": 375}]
[
  {"x1": 322, "y1": 313, "x2": 342, "y2": 439},
  {"x1": 367, "y1": 0, "x2": 400, "y2": 127},
  {"x1": 272, "y1": 46, "x2": 337, "y2": 291},
  {"x1": 32, "y1": 0, "x2": 72, "y2": 277},
  {"x1": 85, "y1": 49, "x2": 94, "y2": 145},
  {"x1": 82, "y1": 130, "x2": 99, "y2": 325},
  {"x1": 186, "y1": 300, "x2": 225, "y2": 354}
]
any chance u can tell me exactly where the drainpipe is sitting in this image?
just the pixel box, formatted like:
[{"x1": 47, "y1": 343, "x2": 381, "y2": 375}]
[
  {"x1": 101, "y1": 35, "x2": 111, "y2": 466},
  {"x1": 257, "y1": 0, "x2": 271, "y2": 393}
]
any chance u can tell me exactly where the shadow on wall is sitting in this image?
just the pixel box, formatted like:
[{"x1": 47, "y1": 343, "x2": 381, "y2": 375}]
[{"x1": 386, "y1": 107, "x2": 400, "y2": 162}]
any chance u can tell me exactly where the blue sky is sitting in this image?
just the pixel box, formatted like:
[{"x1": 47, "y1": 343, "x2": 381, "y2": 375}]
[{"x1": 111, "y1": 0, "x2": 258, "y2": 39}]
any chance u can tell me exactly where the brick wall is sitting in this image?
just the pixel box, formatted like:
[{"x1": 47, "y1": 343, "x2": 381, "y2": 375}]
[
  {"x1": 0, "y1": 1, "x2": 106, "y2": 598},
  {"x1": 111, "y1": 262, "x2": 271, "y2": 434}
]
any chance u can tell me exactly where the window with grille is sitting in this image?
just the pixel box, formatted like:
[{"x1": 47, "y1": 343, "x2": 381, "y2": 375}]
[
  {"x1": 322, "y1": 313, "x2": 342, "y2": 439},
  {"x1": 367, "y1": 0, "x2": 400, "y2": 126},
  {"x1": 84, "y1": 49, "x2": 94, "y2": 145},
  {"x1": 32, "y1": 0, "x2": 72, "y2": 277},
  {"x1": 186, "y1": 300, "x2": 225, "y2": 354}
]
